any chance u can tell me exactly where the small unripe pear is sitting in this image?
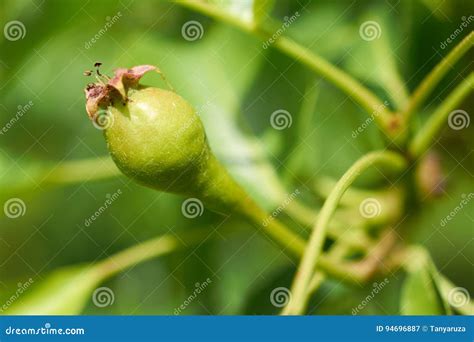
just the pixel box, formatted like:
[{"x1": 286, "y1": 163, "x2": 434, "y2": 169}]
[
  {"x1": 84, "y1": 66, "x2": 256, "y2": 214},
  {"x1": 84, "y1": 65, "x2": 304, "y2": 255}
]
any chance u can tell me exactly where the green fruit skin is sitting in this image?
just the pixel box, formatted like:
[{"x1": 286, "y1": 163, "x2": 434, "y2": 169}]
[{"x1": 105, "y1": 86, "x2": 255, "y2": 215}]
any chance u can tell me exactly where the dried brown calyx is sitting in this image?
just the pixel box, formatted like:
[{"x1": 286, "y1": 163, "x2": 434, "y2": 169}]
[{"x1": 83, "y1": 64, "x2": 160, "y2": 119}]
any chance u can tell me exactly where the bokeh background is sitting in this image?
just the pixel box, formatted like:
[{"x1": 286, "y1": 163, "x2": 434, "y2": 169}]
[{"x1": 0, "y1": 0, "x2": 472, "y2": 315}]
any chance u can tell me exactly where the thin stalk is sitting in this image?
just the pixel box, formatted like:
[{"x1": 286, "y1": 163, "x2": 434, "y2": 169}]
[
  {"x1": 94, "y1": 228, "x2": 215, "y2": 280},
  {"x1": 274, "y1": 38, "x2": 392, "y2": 129},
  {"x1": 403, "y1": 31, "x2": 473, "y2": 121},
  {"x1": 313, "y1": 176, "x2": 402, "y2": 208},
  {"x1": 175, "y1": 0, "x2": 393, "y2": 132},
  {"x1": 284, "y1": 200, "x2": 318, "y2": 226},
  {"x1": 2, "y1": 156, "x2": 121, "y2": 198},
  {"x1": 284, "y1": 151, "x2": 407, "y2": 315},
  {"x1": 42, "y1": 156, "x2": 121, "y2": 185},
  {"x1": 284, "y1": 201, "x2": 372, "y2": 251},
  {"x1": 92, "y1": 216, "x2": 365, "y2": 286},
  {"x1": 351, "y1": 229, "x2": 398, "y2": 281},
  {"x1": 307, "y1": 271, "x2": 325, "y2": 297},
  {"x1": 245, "y1": 206, "x2": 373, "y2": 283},
  {"x1": 409, "y1": 72, "x2": 474, "y2": 157},
  {"x1": 246, "y1": 206, "x2": 306, "y2": 257},
  {"x1": 281, "y1": 271, "x2": 325, "y2": 315}
]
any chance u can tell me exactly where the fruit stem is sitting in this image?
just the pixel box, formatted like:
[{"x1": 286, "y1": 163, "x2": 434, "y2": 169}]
[
  {"x1": 409, "y1": 72, "x2": 473, "y2": 158},
  {"x1": 283, "y1": 150, "x2": 407, "y2": 315},
  {"x1": 281, "y1": 271, "x2": 325, "y2": 315}
]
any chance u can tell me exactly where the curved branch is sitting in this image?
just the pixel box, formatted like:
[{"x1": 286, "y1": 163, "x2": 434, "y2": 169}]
[
  {"x1": 409, "y1": 72, "x2": 474, "y2": 157},
  {"x1": 283, "y1": 150, "x2": 407, "y2": 315},
  {"x1": 95, "y1": 228, "x2": 213, "y2": 279},
  {"x1": 403, "y1": 31, "x2": 473, "y2": 121}
]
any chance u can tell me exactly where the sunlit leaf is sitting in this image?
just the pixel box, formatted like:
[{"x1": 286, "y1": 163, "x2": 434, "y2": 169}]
[
  {"x1": 4, "y1": 265, "x2": 101, "y2": 315},
  {"x1": 400, "y1": 248, "x2": 446, "y2": 315}
]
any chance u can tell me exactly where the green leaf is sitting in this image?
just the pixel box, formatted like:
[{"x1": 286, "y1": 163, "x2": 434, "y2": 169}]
[
  {"x1": 400, "y1": 248, "x2": 446, "y2": 315},
  {"x1": 401, "y1": 267, "x2": 445, "y2": 315},
  {"x1": 345, "y1": 11, "x2": 409, "y2": 109},
  {"x1": 3, "y1": 265, "x2": 102, "y2": 315}
]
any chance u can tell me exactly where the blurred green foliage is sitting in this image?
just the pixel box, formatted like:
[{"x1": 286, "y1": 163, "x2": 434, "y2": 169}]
[{"x1": 0, "y1": 0, "x2": 472, "y2": 315}]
